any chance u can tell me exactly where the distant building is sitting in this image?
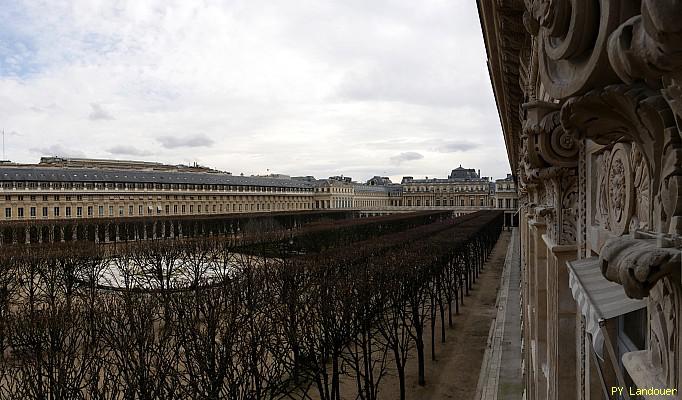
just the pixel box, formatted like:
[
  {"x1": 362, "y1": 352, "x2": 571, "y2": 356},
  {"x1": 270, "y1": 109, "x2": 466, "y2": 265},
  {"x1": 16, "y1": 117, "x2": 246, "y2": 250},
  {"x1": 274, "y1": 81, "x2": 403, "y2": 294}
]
[
  {"x1": 494, "y1": 174, "x2": 517, "y2": 209},
  {"x1": 400, "y1": 166, "x2": 494, "y2": 208},
  {"x1": 1, "y1": 158, "x2": 314, "y2": 222},
  {"x1": 0, "y1": 158, "x2": 516, "y2": 220},
  {"x1": 312, "y1": 178, "x2": 354, "y2": 209}
]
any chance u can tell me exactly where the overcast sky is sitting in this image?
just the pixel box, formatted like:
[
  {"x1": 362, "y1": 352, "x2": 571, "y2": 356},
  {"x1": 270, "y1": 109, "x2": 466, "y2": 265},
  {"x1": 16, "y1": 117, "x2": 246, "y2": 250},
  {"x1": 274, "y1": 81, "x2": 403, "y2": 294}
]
[{"x1": 0, "y1": 0, "x2": 510, "y2": 182}]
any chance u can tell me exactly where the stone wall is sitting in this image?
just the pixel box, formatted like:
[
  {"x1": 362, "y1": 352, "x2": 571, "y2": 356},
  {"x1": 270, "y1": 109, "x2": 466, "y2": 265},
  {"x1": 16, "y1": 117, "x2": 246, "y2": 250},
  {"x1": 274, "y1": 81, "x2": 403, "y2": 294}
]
[{"x1": 478, "y1": 0, "x2": 682, "y2": 398}]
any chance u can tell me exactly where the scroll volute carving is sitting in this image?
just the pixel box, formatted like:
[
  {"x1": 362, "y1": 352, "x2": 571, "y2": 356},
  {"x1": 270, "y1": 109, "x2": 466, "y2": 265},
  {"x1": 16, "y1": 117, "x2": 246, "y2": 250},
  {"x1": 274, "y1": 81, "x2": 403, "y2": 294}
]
[
  {"x1": 607, "y1": 0, "x2": 682, "y2": 136},
  {"x1": 524, "y1": 0, "x2": 640, "y2": 99},
  {"x1": 522, "y1": 100, "x2": 578, "y2": 169},
  {"x1": 607, "y1": 0, "x2": 682, "y2": 85},
  {"x1": 561, "y1": 84, "x2": 680, "y2": 233}
]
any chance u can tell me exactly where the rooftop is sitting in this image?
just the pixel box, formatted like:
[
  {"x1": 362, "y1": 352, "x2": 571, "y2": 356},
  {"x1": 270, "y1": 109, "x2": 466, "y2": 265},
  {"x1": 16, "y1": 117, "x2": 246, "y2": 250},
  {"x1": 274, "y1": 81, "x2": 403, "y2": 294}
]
[{"x1": 0, "y1": 165, "x2": 311, "y2": 188}]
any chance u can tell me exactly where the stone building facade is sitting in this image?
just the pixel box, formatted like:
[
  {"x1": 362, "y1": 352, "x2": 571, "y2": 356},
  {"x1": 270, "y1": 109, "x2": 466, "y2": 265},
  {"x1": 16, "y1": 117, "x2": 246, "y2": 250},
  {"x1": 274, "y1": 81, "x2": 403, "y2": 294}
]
[
  {"x1": 0, "y1": 161, "x2": 316, "y2": 222},
  {"x1": 401, "y1": 166, "x2": 495, "y2": 208},
  {"x1": 495, "y1": 174, "x2": 518, "y2": 210},
  {"x1": 312, "y1": 177, "x2": 355, "y2": 209},
  {"x1": 479, "y1": 0, "x2": 682, "y2": 398},
  {"x1": 1, "y1": 159, "x2": 517, "y2": 221},
  {"x1": 353, "y1": 179, "x2": 403, "y2": 209}
]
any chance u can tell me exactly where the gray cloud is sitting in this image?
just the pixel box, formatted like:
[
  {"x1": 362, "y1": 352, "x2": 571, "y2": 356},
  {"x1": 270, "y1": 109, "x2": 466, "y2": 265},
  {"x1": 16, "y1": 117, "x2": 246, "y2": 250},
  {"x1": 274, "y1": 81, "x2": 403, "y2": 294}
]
[
  {"x1": 88, "y1": 103, "x2": 114, "y2": 120},
  {"x1": 431, "y1": 140, "x2": 479, "y2": 153},
  {"x1": 389, "y1": 151, "x2": 424, "y2": 165},
  {"x1": 157, "y1": 134, "x2": 214, "y2": 149},
  {"x1": 106, "y1": 145, "x2": 152, "y2": 157},
  {"x1": 360, "y1": 139, "x2": 479, "y2": 153},
  {"x1": 30, "y1": 144, "x2": 86, "y2": 158}
]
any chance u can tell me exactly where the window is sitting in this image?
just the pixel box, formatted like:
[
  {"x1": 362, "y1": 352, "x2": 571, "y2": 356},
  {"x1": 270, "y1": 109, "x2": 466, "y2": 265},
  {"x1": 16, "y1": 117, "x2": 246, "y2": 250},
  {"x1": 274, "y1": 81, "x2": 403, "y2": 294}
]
[
  {"x1": 119, "y1": 207, "x2": 123, "y2": 216},
  {"x1": 129, "y1": 205, "x2": 134, "y2": 215},
  {"x1": 54, "y1": 195, "x2": 60, "y2": 201},
  {"x1": 165, "y1": 205, "x2": 170, "y2": 214},
  {"x1": 190, "y1": 205, "x2": 194, "y2": 213},
  {"x1": 30, "y1": 195, "x2": 36, "y2": 201},
  {"x1": 42, "y1": 207, "x2": 48, "y2": 217},
  {"x1": 182, "y1": 205, "x2": 186, "y2": 213},
  {"x1": 109, "y1": 206, "x2": 113, "y2": 216},
  {"x1": 198, "y1": 205, "x2": 202, "y2": 213},
  {"x1": 4, "y1": 195, "x2": 10, "y2": 201},
  {"x1": 88, "y1": 206, "x2": 93, "y2": 216},
  {"x1": 17, "y1": 207, "x2": 24, "y2": 218},
  {"x1": 173, "y1": 205, "x2": 178, "y2": 214},
  {"x1": 42, "y1": 195, "x2": 48, "y2": 201},
  {"x1": 5, "y1": 208, "x2": 11, "y2": 218},
  {"x1": 98, "y1": 206, "x2": 104, "y2": 216},
  {"x1": 17, "y1": 195, "x2": 24, "y2": 201},
  {"x1": 65, "y1": 207, "x2": 71, "y2": 217},
  {"x1": 139, "y1": 205, "x2": 143, "y2": 215},
  {"x1": 54, "y1": 207, "x2": 60, "y2": 217},
  {"x1": 77, "y1": 207, "x2": 82, "y2": 217},
  {"x1": 30, "y1": 207, "x2": 36, "y2": 217}
]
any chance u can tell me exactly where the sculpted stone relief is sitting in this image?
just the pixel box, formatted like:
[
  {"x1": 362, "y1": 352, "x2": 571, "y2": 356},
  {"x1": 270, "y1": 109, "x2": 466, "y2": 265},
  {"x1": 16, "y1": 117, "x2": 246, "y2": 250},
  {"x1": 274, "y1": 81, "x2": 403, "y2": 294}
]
[
  {"x1": 649, "y1": 277, "x2": 679, "y2": 389},
  {"x1": 607, "y1": 144, "x2": 633, "y2": 236},
  {"x1": 519, "y1": 100, "x2": 578, "y2": 246},
  {"x1": 632, "y1": 144, "x2": 652, "y2": 232},
  {"x1": 513, "y1": 0, "x2": 682, "y2": 392},
  {"x1": 592, "y1": 142, "x2": 651, "y2": 235},
  {"x1": 520, "y1": 1, "x2": 682, "y2": 237},
  {"x1": 561, "y1": 84, "x2": 679, "y2": 235}
]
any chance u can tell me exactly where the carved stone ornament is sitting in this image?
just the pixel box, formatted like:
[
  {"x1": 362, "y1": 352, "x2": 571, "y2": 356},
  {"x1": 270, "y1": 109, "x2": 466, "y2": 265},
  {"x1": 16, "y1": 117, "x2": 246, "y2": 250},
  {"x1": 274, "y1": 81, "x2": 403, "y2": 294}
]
[
  {"x1": 607, "y1": 0, "x2": 682, "y2": 132},
  {"x1": 631, "y1": 144, "x2": 652, "y2": 231},
  {"x1": 522, "y1": 100, "x2": 578, "y2": 168},
  {"x1": 561, "y1": 84, "x2": 681, "y2": 233},
  {"x1": 649, "y1": 277, "x2": 679, "y2": 389},
  {"x1": 600, "y1": 236, "x2": 681, "y2": 299},
  {"x1": 606, "y1": 143, "x2": 634, "y2": 236},
  {"x1": 524, "y1": 0, "x2": 640, "y2": 99},
  {"x1": 607, "y1": 0, "x2": 682, "y2": 84}
]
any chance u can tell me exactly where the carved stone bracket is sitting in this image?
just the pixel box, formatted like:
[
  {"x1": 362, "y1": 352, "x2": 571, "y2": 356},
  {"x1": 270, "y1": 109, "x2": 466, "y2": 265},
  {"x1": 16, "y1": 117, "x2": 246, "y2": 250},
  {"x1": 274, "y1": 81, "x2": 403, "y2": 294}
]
[
  {"x1": 600, "y1": 236, "x2": 681, "y2": 299},
  {"x1": 561, "y1": 84, "x2": 681, "y2": 233}
]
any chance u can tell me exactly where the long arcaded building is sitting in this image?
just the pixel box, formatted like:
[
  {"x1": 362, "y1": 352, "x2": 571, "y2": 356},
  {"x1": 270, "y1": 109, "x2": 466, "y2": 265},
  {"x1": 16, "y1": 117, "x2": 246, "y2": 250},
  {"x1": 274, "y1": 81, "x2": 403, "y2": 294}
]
[
  {"x1": 0, "y1": 157, "x2": 517, "y2": 223},
  {"x1": 1, "y1": 158, "x2": 315, "y2": 222}
]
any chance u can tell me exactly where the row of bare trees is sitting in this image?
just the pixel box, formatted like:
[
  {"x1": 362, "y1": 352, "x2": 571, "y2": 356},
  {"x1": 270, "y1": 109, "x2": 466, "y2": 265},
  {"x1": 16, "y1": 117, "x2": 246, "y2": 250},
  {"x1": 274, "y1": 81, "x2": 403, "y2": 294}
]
[{"x1": 0, "y1": 211, "x2": 502, "y2": 400}]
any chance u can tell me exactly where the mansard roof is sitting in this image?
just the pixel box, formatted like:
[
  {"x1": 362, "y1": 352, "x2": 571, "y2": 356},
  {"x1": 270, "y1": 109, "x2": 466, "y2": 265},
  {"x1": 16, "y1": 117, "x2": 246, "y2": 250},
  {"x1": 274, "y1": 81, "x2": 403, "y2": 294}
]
[
  {"x1": 0, "y1": 166, "x2": 312, "y2": 188},
  {"x1": 448, "y1": 165, "x2": 480, "y2": 180}
]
